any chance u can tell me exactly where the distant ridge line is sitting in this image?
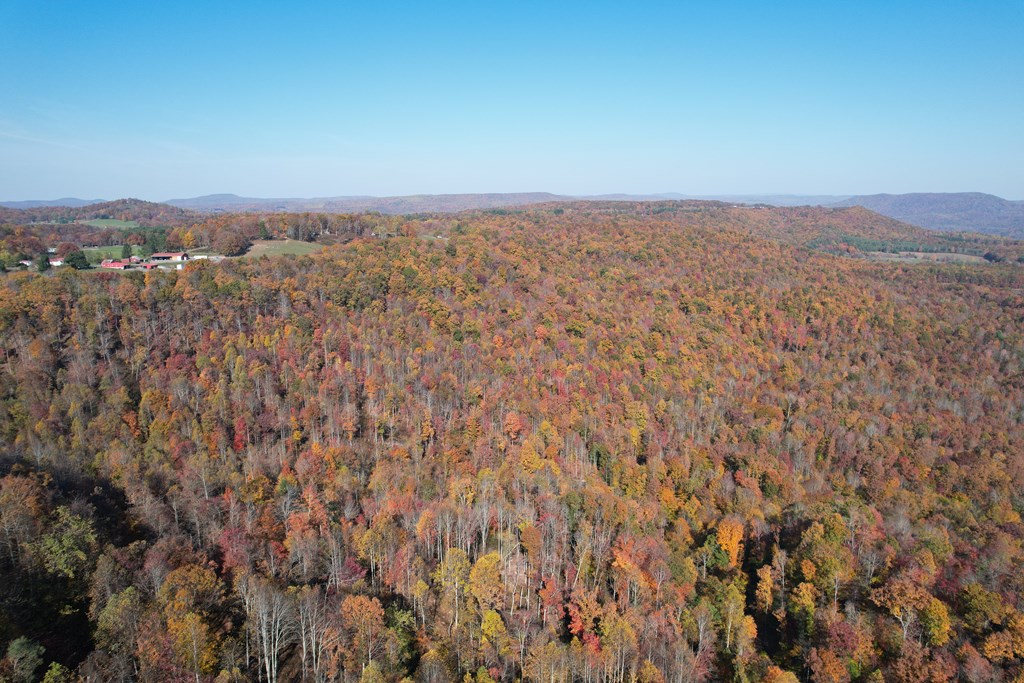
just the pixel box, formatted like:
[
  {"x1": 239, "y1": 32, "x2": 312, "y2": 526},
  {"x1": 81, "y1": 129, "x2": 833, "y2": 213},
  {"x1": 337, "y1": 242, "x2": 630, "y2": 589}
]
[{"x1": 2, "y1": 191, "x2": 1021, "y2": 237}]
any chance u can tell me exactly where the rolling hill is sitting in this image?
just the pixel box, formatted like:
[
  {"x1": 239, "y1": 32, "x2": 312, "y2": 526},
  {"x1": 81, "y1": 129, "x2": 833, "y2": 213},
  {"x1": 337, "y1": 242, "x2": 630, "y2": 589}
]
[
  {"x1": 0, "y1": 198, "x2": 195, "y2": 227},
  {"x1": 831, "y1": 192, "x2": 1024, "y2": 237},
  {"x1": 4, "y1": 197, "x2": 1022, "y2": 264},
  {"x1": 528, "y1": 200, "x2": 1024, "y2": 261}
]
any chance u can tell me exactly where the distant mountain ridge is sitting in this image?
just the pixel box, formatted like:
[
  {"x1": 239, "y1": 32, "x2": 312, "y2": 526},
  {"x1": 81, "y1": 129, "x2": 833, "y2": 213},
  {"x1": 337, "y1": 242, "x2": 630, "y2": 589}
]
[
  {"x1": 0, "y1": 198, "x2": 105, "y2": 209},
  {"x1": 165, "y1": 194, "x2": 371, "y2": 211},
  {"x1": 164, "y1": 192, "x2": 858, "y2": 213},
  {"x1": 165, "y1": 192, "x2": 569, "y2": 213},
  {"x1": 831, "y1": 192, "x2": 1024, "y2": 238},
  {"x1": 5, "y1": 192, "x2": 1023, "y2": 236}
]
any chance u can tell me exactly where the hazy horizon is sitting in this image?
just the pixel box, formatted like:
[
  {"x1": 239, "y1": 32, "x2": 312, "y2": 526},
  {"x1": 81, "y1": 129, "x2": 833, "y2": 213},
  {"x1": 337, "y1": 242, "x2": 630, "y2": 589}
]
[
  {"x1": 3, "y1": 190, "x2": 1024, "y2": 205},
  {"x1": 2, "y1": 2, "x2": 1022, "y2": 200}
]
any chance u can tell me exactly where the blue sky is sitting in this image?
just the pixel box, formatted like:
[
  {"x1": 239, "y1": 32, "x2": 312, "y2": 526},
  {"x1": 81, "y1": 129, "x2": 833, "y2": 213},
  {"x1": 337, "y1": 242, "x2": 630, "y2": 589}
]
[{"x1": 1, "y1": 1, "x2": 1022, "y2": 200}]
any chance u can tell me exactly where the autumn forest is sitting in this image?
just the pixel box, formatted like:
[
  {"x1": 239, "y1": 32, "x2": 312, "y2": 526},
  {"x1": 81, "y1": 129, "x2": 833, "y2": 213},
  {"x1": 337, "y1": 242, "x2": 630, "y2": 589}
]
[{"x1": 1, "y1": 201, "x2": 1023, "y2": 683}]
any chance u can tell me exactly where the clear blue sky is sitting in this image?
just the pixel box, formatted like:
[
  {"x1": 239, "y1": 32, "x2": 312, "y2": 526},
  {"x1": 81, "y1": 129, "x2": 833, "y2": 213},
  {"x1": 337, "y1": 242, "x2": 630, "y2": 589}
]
[{"x1": 1, "y1": 1, "x2": 1022, "y2": 200}]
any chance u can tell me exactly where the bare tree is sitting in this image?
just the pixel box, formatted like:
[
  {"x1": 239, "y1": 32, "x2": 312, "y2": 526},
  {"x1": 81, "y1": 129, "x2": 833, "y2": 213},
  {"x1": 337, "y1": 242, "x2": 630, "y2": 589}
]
[
  {"x1": 239, "y1": 574, "x2": 294, "y2": 683},
  {"x1": 292, "y1": 585, "x2": 336, "y2": 683}
]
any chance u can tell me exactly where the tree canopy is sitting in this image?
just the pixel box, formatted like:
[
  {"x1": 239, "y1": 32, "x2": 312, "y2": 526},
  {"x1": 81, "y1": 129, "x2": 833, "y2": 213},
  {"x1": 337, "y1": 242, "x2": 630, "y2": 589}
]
[{"x1": 0, "y1": 203, "x2": 1022, "y2": 681}]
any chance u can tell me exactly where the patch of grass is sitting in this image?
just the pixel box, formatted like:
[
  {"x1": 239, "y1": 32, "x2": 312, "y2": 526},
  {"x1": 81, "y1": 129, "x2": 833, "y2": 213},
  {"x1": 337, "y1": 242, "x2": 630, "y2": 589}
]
[
  {"x1": 82, "y1": 245, "x2": 142, "y2": 263},
  {"x1": 241, "y1": 239, "x2": 324, "y2": 258},
  {"x1": 864, "y1": 251, "x2": 989, "y2": 264},
  {"x1": 78, "y1": 218, "x2": 139, "y2": 228}
]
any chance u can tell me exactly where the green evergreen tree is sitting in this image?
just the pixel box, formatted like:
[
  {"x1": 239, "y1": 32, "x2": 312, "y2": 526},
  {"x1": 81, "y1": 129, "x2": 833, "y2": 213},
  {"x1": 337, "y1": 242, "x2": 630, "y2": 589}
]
[
  {"x1": 64, "y1": 250, "x2": 89, "y2": 270},
  {"x1": 6, "y1": 637, "x2": 44, "y2": 683}
]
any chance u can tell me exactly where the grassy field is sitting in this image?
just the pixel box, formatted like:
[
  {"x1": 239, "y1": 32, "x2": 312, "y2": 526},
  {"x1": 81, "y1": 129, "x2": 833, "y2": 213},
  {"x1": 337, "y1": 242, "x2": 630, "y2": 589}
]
[
  {"x1": 83, "y1": 245, "x2": 142, "y2": 262},
  {"x1": 78, "y1": 218, "x2": 139, "y2": 228},
  {"x1": 81, "y1": 244, "x2": 143, "y2": 264},
  {"x1": 865, "y1": 251, "x2": 989, "y2": 264},
  {"x1": 76, "y1": 239, "x2": 321, "y2": 265},
  {"x1": 241, "y1": 239, "x2": 324, "y2": 258}
]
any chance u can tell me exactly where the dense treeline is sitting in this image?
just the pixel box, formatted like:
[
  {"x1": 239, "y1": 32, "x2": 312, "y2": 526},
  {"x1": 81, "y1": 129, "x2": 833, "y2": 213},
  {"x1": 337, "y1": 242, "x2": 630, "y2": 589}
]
[{"x1": 0, "y1": 207, "x2": 1023, "y2": 682}]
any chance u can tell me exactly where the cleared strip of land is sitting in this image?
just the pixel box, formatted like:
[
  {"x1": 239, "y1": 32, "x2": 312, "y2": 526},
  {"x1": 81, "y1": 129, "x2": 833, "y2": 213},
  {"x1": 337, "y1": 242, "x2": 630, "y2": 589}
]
[{"x1": 240, "y1": 239, "x2": 324, "y2": 257}]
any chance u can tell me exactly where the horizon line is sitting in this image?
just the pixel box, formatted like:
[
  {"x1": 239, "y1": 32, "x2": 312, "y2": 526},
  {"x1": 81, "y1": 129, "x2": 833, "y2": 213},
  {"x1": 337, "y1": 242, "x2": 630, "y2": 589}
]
[{"x1": 3, "y1": 190, "x2": 1023, "y2": 204}]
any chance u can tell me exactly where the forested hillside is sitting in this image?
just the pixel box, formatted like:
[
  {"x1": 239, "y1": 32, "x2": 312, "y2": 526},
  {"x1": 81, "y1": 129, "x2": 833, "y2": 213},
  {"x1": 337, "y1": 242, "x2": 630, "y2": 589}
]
[
  {"x1": 0, "y1": 199, "x2": 195, "y2": 228},
  {"x1": 4, "y1": 201, "x2": 1020, "y2": 271},
  {"x1": 556, "y1": 202, "x2": 1023, "y2": 260},
  {"x1": 0, "y1": 207, "x2": 1023, "y2": 682}
]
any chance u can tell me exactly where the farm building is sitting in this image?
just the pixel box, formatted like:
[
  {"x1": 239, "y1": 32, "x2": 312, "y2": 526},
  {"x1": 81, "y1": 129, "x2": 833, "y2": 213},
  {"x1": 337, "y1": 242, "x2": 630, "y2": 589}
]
[
  {"x1": 100, "y1": 259, "x2": 130, "y2": 270},
  {"x1": 150, "y1": 252, "x2": 190, "y2": 262}
]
